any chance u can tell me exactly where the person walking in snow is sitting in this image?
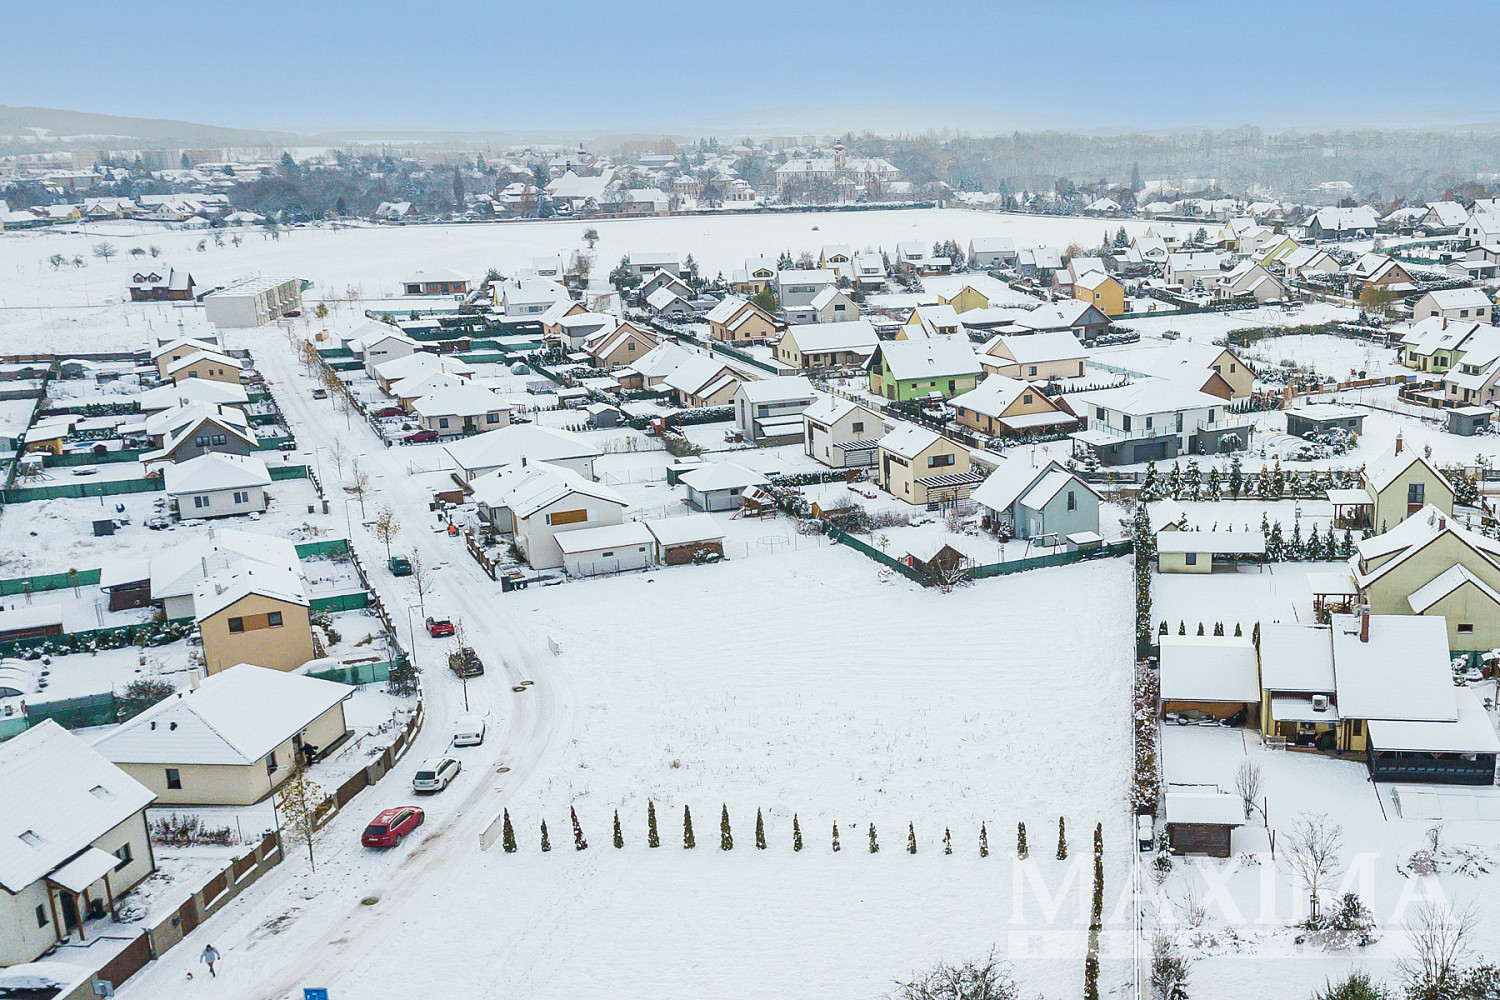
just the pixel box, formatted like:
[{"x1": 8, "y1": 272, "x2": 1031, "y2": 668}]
[{"x1": 200, "y1": 944, "x2": 221, "y2": 977}]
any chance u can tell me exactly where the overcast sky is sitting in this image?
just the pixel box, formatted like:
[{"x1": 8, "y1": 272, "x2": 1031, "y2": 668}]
[{"x1": 7, "y1": 1, "x2": 1499, "y2": 135}]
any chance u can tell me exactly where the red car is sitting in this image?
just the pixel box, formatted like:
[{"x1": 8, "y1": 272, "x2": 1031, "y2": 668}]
[
  {"x1": 375, "y1": 406, "x2": 404, "y2": 418},
  {"x1": 405, "y1": 430, "x2": 438, "y2": 444},
  {"x1": 425, "y1": 617, "x2": 455, "y2": 638},
  {"x1": 362, "y1": 806, "x2": 425, "y2": 848}
]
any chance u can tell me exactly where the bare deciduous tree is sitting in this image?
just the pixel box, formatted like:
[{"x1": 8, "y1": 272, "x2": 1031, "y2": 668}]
[
  {"x1": 1234, "y1": 759, "x2": 1262, "y2": 820},
  {"x1": 348, "y1": 460, "x2": 371, "y2": 519},
  {"x1": 1396, "y1": 899, "x2": 1476, "y2": 996},
  {"x1": 1284, "y1": 812, "x2": 1344, "y2": 923},
  {"x1": 274, "y1": 757, "x2": 327, "y2": 870},
  {"x1": 373, "y1": 506, "x2": 399, "y2": 561},
  {"x1": 325, "y1": 438, "x2": 348, "y2": 478},
  {"x1": 91, "y1": 241, "x2": 118, "y2": 261},
  {"x1": 891, "y1": 950, "x2": 1019, "y2": 1000},
  {"x1": 408, "y1": 551, "x2": 434, "y2": 616}
]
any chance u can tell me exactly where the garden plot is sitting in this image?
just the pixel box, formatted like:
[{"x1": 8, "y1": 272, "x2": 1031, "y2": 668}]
[{"x1": 1154, "y1": 560, "x2": 1351, "y2": 630}]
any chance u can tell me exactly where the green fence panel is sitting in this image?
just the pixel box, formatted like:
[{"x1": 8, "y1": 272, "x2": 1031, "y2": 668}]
[
  {"x1": 254, "y1": 436, "x2": 297, "y2": 451},
  {"x1": 44, "y1": 450, "x2": 147, "y2": 467},
  {"x1": 455, "y1": 352, "x2": 508, "y2": 364},
  {"x1": 307, "y1": 660, "x2": 391, "y2": 686},
  {"x1": 0, "y1": 714, "x2": 29, "y2": 741},
  {"x1": 0, "y1": 568, "x2": 102, "y2": 597},
  {"x1": 1, "y1": 477, "x2": 164, "y2": 504},
  {"x1": 295, "y1": 538, "x2": 351, "y2": 559},
  {"x1": 269, "y1": 464, "x2": 309, "y2": 481},
  {"x1": 828, "y1": 530, "x2": 929, "y2": 585},
  {"x1": 317, "y1": 347, "x2": 355, "y2": 358},
  {"x1": 967, "y1": 540, "x2": 1132, "y2": 579},
  {"x1": 328, "y1": 359, "x2": 364, "y2": 371},
  {"x1": 309, "y1": 591, "x2": 370, "y2": 613},
  {"x1": 25, "y1": 692, "x2": 120, "y2": 730}
]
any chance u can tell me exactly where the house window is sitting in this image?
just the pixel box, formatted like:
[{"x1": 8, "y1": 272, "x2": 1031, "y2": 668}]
[
  {"x1": 1023, "y1": 394, "x2": 1034, "y2": 405},
  {"x1": 1095, "y1": 407, "x2": 1105, "y2": 421},
  {"x1": 36, "y1": 904, "x2": 47, "y2": 927},
  {"x1": 267, "y1": 751, "x2": 278, "y2": 775},
  {"x1": 1067, "y1": 490, "x2": 1077, "y2": 511},
  {"x1": 1185, "y1": 553, "x2": 1198, "y2": 565},
  {"x1": 1352, "y1": 720, "x2": 1364, "y2": 737},
  {"x1": 1229, "y1": 364, "x2": 1236, "y2": 373},
  {"x1": 194, "y1": 435, "x2": 210, "y2": 447},
  {"x1": 487, "y1": 412, "x2": 501, "y2": 423},
  {"x1": 114, "y1": 843, "x2": 133, "y2": 871},
  {"x1": 194, "y1": 495, "x2": 210, "y2": 508},
  {"x1": 1408, "y1": 483, "x2": 1425, "y2": 505},
  {"x1": 439, "y1": 418, "x2": 450, "y2": 429},
  {"x1": 1461, "y1": 309, "x2": 1469, "y2": 318},
  {"x1": 1028, "y1": 366, "x2": 1038, "y2": 376},
  {"x1": 928, "y1": 453, "x2": 955, "y2": 468},
  {"x1": 1122, "y1": 415, "x2": 1132, "y2": 431},
  {"x1": 851, "y1": 422, "x2": 864, "y2": 433},
  {"x1": 947, "y1": 380, "x2": 956, "y2": 393},
  {"x1": 211, "y1": 434, "x2": 226, "y2": 446},
  {"x1": 1458, "y1": 623, "x2": 1475, "y2": 634},
  {"x1": 1145, "y1": 416, "x2": 1153, "y2": 429},
  {"x1": 233, "y1": 491, "x2": 250, "y2": 504},
  {"x1": 166, "y1": 768, "x2": 182, "y2": 789}
]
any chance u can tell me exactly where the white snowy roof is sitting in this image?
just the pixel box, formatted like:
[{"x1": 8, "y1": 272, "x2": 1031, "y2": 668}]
[
  {"x1": 1019, "y1": 469, "x2": 1094, "y2": 510},
  {"x1": 390, "y1": 372, "x2": 467, "y2": 400},
  {"x1": 0, "y1": 721, "x2": 156, "y2": 893},
  {"x1": 553, "y1": 520, "x2": 656, "y2": 555},
  {"x1": 411, "y1": 386, "x2": 508, "y2": 419},
  {"x1": 93, "y1": 665, "x2": 351, "y2": 766},
  {"x1": 1366, "y1": 688, "x2": 1500, "y2": 754},
  {"x1": 680, "y1": 462, "x2": 768, "y2": 492},
  {"x1": 375, "y1": 351, "x2": 473, "y2": 382},
  {"x1": 137, "y1": 379, "x2": 247, "y2": 412},
  {"x1": 192, "y1": 561, "x2": 308, "y2": 622},
  {"x1": 1330, "y1": 614, "x2": 1455, "y2": 722},
  {"x1": 873, "y1": 339, "x2": 982, "y2": 381},
  {"x1": 644, "y1": 513, "x2": 726, "y2": 547},
  {"x1": 738, "y1": 375, "x2": 814, "y2": 404},
  {"x1": 628, "y1": 342, "x2": 695, "y2": 380},
  {"x1": 0, "y1": 605, "x2": 64, "y2": 632},
  {"x1": 1154, "y1": 531, "x2": 1265, "y2": 555},
  {"x1": 878, "y1": 423, "x2": 945, "y2": 459},
  {"x1": 646, "y1": 286, "x2": 688, "y2": 310},
  {"x1": 444, "y1": 424, "x2": 601, "y2": 473},
  {"x1": 165, "y1": 349, "x2": 242, "y2": 376},
  {"x1": 1070, "y1": 378, "x2": 1225, "y2": 416},
  {"x1": 987, "y1": 331, "x2": 1086, "y2": 366},
  {"x1": 1419, "y1": 287, "x2": 1492, "y2": 311},
  {"x1": 149, "y1": 528, "x2": 300, "y2": 601},
  {"x1": 1363, "y1": 452, "x2": 1452, "y2": 495},
  {"x1": 470, "y1": 460, "x2": 625, "y2": 518},
  {"x1": 810, "y1": 285, "x2": 850, "y2": 310},
  {"x1": 1159, "y1": 635, "x2": 1261, "y2": 703},
  {"x1": 403, "y1": 267, "x2": 467, "y2": 284},
  {"x1": 1258, "y1": 623, "x2": 1336, "y2": 693},
  {"x1": 162, "y1": 452, "x2": 271, "y2": 495},
  {"x1": 802, "y1": 394, "x2": 879, "y2": 427},
  {"x1": 783, "y1": 319, "x2": 880, "y2": 354},
  {"x1": 1165, "y1": 791, "x2": 1244, "y2": 828},
  {"x1": 1407, "y1": 564, "x2": 1500, "y2": 615},
  {"x1": 704, "y1": 295, "x2": 750, "y2": 325}
]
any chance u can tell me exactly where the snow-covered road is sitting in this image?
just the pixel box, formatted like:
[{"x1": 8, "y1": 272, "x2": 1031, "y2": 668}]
[{"x1": 117, "y1": 331, "x2": 569, "y2": 1000}]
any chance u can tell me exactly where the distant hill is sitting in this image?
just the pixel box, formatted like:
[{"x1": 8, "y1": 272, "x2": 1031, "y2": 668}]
[{"x1": 0, "y1": 105, "x2": 303, "y2": 146}]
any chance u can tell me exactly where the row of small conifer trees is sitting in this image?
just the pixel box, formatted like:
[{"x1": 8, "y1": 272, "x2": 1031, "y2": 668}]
[{"x1": 499, "y1": 804, "x2": 1082, "y2": 858}]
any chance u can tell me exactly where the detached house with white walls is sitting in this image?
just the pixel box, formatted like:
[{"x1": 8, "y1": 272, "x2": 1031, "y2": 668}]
[
  {"x1": 470, "y1": 461, "x2": 630, "y2": 569},
  {"x1": 734, "y1": 376, "x2": 816, "y2": 445},
  {"x1": 1068, "y1": 379, "x2": 1250, "y2": 466},
  {"x1": 803, "y1": 396, "x2": 883, "y2": 469}
]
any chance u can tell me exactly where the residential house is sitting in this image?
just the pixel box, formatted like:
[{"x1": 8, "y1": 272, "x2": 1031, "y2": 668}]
[
  {"x1": 1163, "y1": 252, "x2": 1228, "y2": 293},
  {"x1": 389, "y1": 372, "x2": 467, "y2": 411},
  {"x1": 128, "y1": 266, "x2": 195, "y2": 302},
  {"x1": 876, "y1": 425, "x2": 979, "y2": 505},
  {"x1": 194, "y1": 559, "x2": 315, "y2": 675},
  {"x1": 1105, "y1": 343, "x2": 1254, "y2": 399},
  {"x1": 810, "y1": 285, "x2": 859, "y2": 324},
  {"x1": 776, "y1": 320, "x2": 880, "y2": 370},
  {"x1": 555, "y1": 521, "x2": 658, "y2": 577},
  {"x1": 1015, "y1": 246, "x2": 1064, "y2": 279},
  {"x1": 730, "y1": 257, "x2": 778, "y2": 295},
  {"x1": 1069, "y1": 379, "x2": 1250, "y2": 465},
  {"x1": 852, "y1": 253, "x2": 886, "y2": 290},
  {"x1": 1347, "y1": 506, "x2": 1500, "y2": 651},
  {"x1": 1304, "y1": 206, "x2": 1378, "y2": 240},
  {"x1": 867, "y1": 339, "x2": 982, "y2": 401},
  {"x1": 1251, "y1": 235, "x2": 1302, "y2": 267},
  {"x1": 1459, "y1": 209, "x2": 1500, "y2": 247},
  {"x1": 1355, "y1": 447, "x2": 1456, "y2": 532},
  {"x1": 497, "y1": 277, "x2": 568, "y2": 316},
  {"x1": 950, "y1": 376, "x2": 1077, "y2": 439},
  {"x1": 705, "y1": 295, "x2": 780, "y2": 343},
  {"x1": 963, "y1": 299, "x2": 1111, "y2": 346},
  {"x1": 818, "y1": 244, "x2": 854, "y2": 278},
  {"x1": 141, "y1": 402, "x2": 258, "y2": 468},
  {"x1": 163, "y1": 453, "x2": 271, "y2": 520},
  {"x1": 401, "y1": 268, "x2": 469, "y2": 296},
  {"x1": 1347, "y1": 253, "x2": 1415, "y2": 292},
  {"x1": 1073, "y1": 269, "x2": 1126, "y2": 316},
  {"x1": 1420, "y1": 201, "x2": 1468, "y2": 232},
  {"x1": 152, "y1": 337, "x2": 222, "y2": 377},
  {"x1": 585, "y1": 322, "x2": 658, "y2": 367},
  {"x1": 202, "y1": 275, "x2": 302, "y2": 328},
  {"x1": 444, "y1": 424, "x2": 602, "y2": 482},
  {"x1": 645, "y1": 285, "x2": 695, "y2": 320},
  {"x1": 0, "y1": 722, "x2": 156, "y2": 967},
  {"x1": 734, "y1": 376, "x2": 816, "y2": 444},
  {"x1": 900, "y1": 304, "x2": 965, "y2": 340},
  {"x1": 1217, "y1": 261, "x2": 1286, "y2": 302},
  {"x1": 1412, "y1": 288, "x2": 1492, "y2": 324},
  {"x1": 536, "y1": 298, "x2": 588, "y2": 342},
  {"x1": 639, "y1": 269, "x2": 694, "y2": 302},
  {"x1": 937, "y1": 285, "x2": 992, "y2": 315},
  {"x1": 93, "y1": 665, "x2": 352, "y2": 806},
  {"x1": 802, "y1": 396, "x2": 883, "y2": 468},
  {"x1": 978, "y1": 331, "x2": 1087, "y2": 381},
  {"x1": 661, "y1": 354, "x2": 755, "y2": 408},
  {"x1": 972, "y1": 458, "x2": 1100, "y2": 540},
  {"x1": 775, "y1": 268, "x2": 837, "y2": 320},
  {"x1": 968, "y1": 236, "x2": 1017, "y2": 268},
  {"x1": 347, "y1": 325, "x2": 420, "y2": 377},
  {"x1": 1442, "y1": 327, "x2": 1500, "y2": 406},
  {"x1": 626, "y1": 252, "x2": 684, "y2": 278},
  {"x1": 411, "y1": 387, "x2": 513, "y2": 437},
  {"x1": 1399, "y1": 316, "x2": 1488, "y2": 372},
  {"x1": 1280, "y1": 246, "x2": 1342, "y2": 281},
  {"x1": 372, "y1": 351, "x2": 473, "y2": 393},
  {"x1": 166, "y1": 349, "x2": 243, "y2": 385},
  {"x1": 624, "y1": 342, "x2": 695, "y2": 388},
  {"x1": 680, "y1": 462, "x2": 769, "y2": 512},
  {"x1": 554, "y1": 311, "x2": 616, "y2": 350},
  {"x1": 470, "y1": 460, "x2": 630, "y2": 569}
]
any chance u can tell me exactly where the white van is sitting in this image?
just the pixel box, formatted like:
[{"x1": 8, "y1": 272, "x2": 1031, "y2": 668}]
[{"x1": 452, "y1": 715, "x2": 486, "y2": 747}]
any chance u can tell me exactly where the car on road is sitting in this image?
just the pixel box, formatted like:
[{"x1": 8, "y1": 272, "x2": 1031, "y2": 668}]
[
  {"x1": 412, "y1": 757, "x2": 461, "y2": 793},
  {"x1": 405, "y1": 430, "x2": 438, "y2": 444},
  {"x1": 361, "y1": 806, "x2": 425, "y2": 848},
  {"x1": 374, "y1": 406, "x2": 403, "y2": 418},
  {"x1": 388, "y1": 555, "x2": 412, "y2": 577},
  {"x1": 312, "y1": 388, "x2": 329, "y2": 399},
  {"x1": 452, "y1": 715, "x2": 486, "y2": 747},
  {"x1": 425, "y1": 617, "x2": 455, "y2": 637}
]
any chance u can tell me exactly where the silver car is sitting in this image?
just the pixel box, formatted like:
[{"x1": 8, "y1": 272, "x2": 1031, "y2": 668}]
[{"x1": 412, "y1": 756, "x2": 461, "y2": 793}]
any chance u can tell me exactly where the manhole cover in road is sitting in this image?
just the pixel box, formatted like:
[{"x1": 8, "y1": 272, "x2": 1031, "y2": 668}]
[
  {"x1": 512, "y1": 685, "x2": 526, "y2": 692},
  {"x1": 496, "y1": 766, "x2": 510, "y2": 773},
  {"x1": 361, "y1": 896, "x2": 379, "y2": 906},
  {"x1": 520, "y1": 680, "x2": 534, "y2": 686}
]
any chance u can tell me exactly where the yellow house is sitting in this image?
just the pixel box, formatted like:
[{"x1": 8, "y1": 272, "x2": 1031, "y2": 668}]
[
  {"x1": 1352, "y1": 505, "x2": 1500, "y2": 650},
  {"x1": 937, "y1": 285, "x2": 992, "y2": 314},
  {"x1": 1361, "y1": 450, "x2": 1454, "y2": 532},
  {"x1": 1251, "y1": 235, "x2": 1301, "y2": 266},
  {"x1": 1072, "y1": 271, "x2": 1125, "y2": 317},
  {"x1": 1156, "y1": 530, "x2": 1266, "y2": 573},
  {"x1": 876, "y1": 424, "x2": 974, "y2": 505},
  {"x1": 732, "y1": 258, "x2": 778, "y2": 295},
  {"x1": 950, "y1": 376, "x2": 1075, "y2": 437},
  {"x1": 540, "y1": 299, "x2": 587, "y2": 341},
  {"x1": 898, "y1": 304, "x2": 963, "y2": 339},
  {"x1": 586, "y1": 322, "x2": 658, "y2": 367},
  {"x1": 152, "y1": 338, "x2": 220, "y2": 377},
  {"x1": 93, "y1": 664, "x2": 353, "y2": 806},
  {"x1": 704, "y1": 295, "x2": 780, "y2": 343},
  {"x1": 194, "y1": 565, "x2": 316, "y2": 675},
  {"x1": 979, "y1": 331, "x2": 1087, "y2": 381},
  {"x1": 166, "y1": 349, "x2": 243, "y2": 385}
]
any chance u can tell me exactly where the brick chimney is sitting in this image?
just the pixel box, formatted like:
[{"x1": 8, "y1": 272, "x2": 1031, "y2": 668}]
[
  {"x1": 1438, "y1": 515, "x2": 1446, "y2": 531},
  {"x1": 1360, "y1": 610, "x2": 1370, "y2": 643},
  {"x1": 1395, "y1": 432, "x2": 1403, "y2": 455}
]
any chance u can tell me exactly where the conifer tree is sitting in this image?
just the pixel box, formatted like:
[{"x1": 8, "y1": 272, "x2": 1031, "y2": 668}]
[
  {"x1": 1178, "y1": 620, "x2": 1187, "y2": 635},
  {"x1": 979, "y1": 823, "x2": 989, "y2": 857},
  {"x1": 1271, "y1": 459, "x2": 1285, "y2": 500},
  {"x1": 1288, "y1": 519, "x2": 1303, "y2": 561},
  {"x1": 1206, "y1": 465, "x2": 1222, "y2": 501},
  {"x1": 1057, "y1": 817, "x2": 1068, "y2": 860},
  {"x1": 1228, "y1": 454, "x2": 1243, "y2": 498},
  {"x1": 1017, "y1": 821, "x2": 1028, "y2": 858},
  {"x1": 1268, "y1": 520, "x2": 1285, "y2": 561},
  {"x1": 1196, "y1": 622, "x2": 1205, "y2": 636},
  {"x1": 1234, "y1": 622, "x2": 1243, "y2": 637},
  {"x1": 1342, "y1": 527, "x2": 1355, "y2": 558},
  {"x1": 755, "y1": 808, "x2": 766, "y2": 850},
  {"x1": 944, "y1": 827, "x2": 953, "y2": 855},
  {"x1": 683, "y1": 805, "x2": 695, "y2": 849},
  {"x1": 571, "y1": 807, "x2": 588, "y2": 850},
  {"x1": 502, "y1": 808, "x2": 516, "y2": 853},
  {"x1": 869, "y1": 823, "x2": 879, "y2": 853},
  {"x1": 720, "y1": 804, "x2": 733, "y2": 850},
  {"x1": 832, "y1": 821, "x2": 841, "y2": 852},
  {"x1": 1159, "y1": 620, "x2": 1169, "y2": 636},
  {"x1": 793, "y1": 814, "x2": 803, "y2": 852},
  {"x1": 907, "y1": 822, "x2": 917, "y2": 854},
  {"x1": 540, "y1": 820, "x2": 551, "y2": 852},
  {"x1": 1213, "y1": 621, "x2": 1224, "y2": 636},
  {"x1": 613, "y1": 809, "x2": 623, "y2": 849},
  {"x1": 647, "y1": 800, "x2": 659, "y2": 848}
]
